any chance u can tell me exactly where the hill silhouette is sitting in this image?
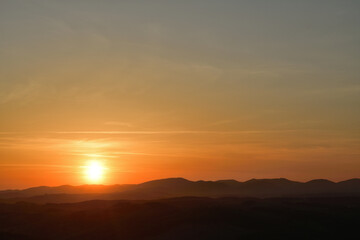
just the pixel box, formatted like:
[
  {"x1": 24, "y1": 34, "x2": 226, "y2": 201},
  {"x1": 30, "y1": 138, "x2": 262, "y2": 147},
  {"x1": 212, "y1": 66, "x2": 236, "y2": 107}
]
[
  {"x1": 1, "y1": 178, "x2": 360, "y2": 204},
  {"x1": 0, "y1": 196, "x2": 359, "y2": 239},
  {"x1": 1, "y1": 178, "x2": 360, "y2": 239}
]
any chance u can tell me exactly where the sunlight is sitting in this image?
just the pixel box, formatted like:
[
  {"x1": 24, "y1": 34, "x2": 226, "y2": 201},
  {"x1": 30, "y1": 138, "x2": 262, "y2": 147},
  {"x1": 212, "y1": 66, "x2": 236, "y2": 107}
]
[{"x1": 84, "y1": 160, "x2": 106, "y2": 184}]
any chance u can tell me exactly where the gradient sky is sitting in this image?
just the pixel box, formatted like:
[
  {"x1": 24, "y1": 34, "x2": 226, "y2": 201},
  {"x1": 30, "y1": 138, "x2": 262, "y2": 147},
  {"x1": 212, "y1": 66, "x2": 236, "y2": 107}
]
[{"x1": 0, "y1": 0, "x2": 359, "y2": 189}]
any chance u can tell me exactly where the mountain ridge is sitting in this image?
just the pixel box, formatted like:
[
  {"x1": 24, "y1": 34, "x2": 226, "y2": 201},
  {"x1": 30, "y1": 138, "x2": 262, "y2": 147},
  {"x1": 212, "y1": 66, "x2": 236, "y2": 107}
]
[{"x1": 1, "y1": 177, "x2": 360, "y2": 203}]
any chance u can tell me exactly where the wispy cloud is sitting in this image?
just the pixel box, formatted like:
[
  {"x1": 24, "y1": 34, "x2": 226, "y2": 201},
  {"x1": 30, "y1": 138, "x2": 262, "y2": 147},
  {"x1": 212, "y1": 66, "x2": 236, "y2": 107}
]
[
  {"x1": 50, "y1": 130, "x2": 300, "y2": 135},
  {"x1": 0, "y1": 163, "x2": 77, "y2": 169},
  {"x1": 0, "y1": 80, "x2": 41, "y2": 104}
]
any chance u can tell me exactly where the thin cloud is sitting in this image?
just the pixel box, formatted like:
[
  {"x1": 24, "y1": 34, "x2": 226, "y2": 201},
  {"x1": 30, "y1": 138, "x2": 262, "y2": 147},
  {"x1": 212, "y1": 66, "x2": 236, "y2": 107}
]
[
  {"x1": 50, "y1": 130, "x2": 300, "y2": 135},
  {"x1": 0, "y1": 129, "x2": 319, "y2": 136},
  {"x1": 0, "y1": 163, "x2": 77, "y2": 169}
]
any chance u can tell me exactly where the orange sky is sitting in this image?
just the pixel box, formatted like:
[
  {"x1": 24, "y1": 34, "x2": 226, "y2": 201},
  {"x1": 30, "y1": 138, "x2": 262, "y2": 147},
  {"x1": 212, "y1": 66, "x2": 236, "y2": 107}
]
[{"x1": 0, "y1": 1, "x2": 359, "y2": 189}]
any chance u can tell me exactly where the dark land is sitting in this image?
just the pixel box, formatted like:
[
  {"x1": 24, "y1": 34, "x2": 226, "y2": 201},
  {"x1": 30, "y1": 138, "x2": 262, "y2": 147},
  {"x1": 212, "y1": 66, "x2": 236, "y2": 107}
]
[{"x1": 1, "y1": 178, "x2": 359, "y2": 239}]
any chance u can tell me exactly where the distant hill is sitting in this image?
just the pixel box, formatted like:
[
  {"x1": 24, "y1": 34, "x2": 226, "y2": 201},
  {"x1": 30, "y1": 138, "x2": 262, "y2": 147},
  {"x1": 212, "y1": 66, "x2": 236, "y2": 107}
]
[
  {"x1": 0, "y1": 184, "x2": 134, "y2": 199},
  {"x1": 0, "y1": 178, "x2": 359, "y2": 203}
]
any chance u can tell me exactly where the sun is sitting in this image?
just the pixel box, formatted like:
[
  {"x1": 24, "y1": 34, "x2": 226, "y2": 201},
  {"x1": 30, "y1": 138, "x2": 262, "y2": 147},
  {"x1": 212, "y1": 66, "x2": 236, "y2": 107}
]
[{"x1": 84, "y1": 160, "x2": 106, "y2": 184}]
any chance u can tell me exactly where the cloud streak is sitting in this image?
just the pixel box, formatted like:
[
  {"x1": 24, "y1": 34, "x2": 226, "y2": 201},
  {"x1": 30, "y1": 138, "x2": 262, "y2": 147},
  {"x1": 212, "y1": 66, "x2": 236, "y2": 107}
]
[{"x1": 50, "y1": 130, "x2": 301, "y2": 135}]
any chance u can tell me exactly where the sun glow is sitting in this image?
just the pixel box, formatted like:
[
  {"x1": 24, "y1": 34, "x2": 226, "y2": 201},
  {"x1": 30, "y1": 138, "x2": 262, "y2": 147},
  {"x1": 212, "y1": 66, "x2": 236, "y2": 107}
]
[{"x1": 84, "y1": 160, "x2": 106, "y2": 184}]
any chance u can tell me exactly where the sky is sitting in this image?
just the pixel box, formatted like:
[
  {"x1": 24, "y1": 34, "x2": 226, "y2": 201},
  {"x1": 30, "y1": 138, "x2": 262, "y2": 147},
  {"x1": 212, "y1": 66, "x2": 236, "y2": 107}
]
[{"x1": 0, "y1": 0, "x2": 359, "y2": 189}]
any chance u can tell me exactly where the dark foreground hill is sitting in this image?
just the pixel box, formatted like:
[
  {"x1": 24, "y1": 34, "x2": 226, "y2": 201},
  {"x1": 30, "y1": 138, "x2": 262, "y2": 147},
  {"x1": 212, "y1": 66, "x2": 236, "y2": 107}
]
[
  {"x1": 0, "y1": 197, "x2": 359, "y2": 240},
  {"x1": 1, "y1": 178, "x2": 360, "y2": 203}
]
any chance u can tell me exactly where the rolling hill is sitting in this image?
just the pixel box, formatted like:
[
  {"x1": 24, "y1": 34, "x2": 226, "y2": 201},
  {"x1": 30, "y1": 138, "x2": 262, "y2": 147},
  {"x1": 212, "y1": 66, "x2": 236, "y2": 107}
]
[{"x1": 1, "y1": 178, "x2": 359, "y2": 204}]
